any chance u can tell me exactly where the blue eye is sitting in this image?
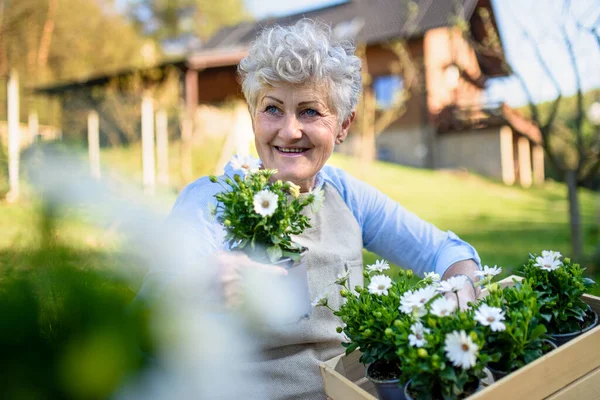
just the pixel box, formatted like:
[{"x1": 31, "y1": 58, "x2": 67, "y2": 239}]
[
  {"x1": 265, "y1": 105, "x2": 280, "y2": 115},
  {"x1": 302, "y1": 108, "x2": 320, "y2": 117}
]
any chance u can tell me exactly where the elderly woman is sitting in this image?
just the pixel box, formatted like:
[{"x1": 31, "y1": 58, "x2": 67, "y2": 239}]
[{"x1": 142, "y1": 19, "x2": 481, "y2": 400}]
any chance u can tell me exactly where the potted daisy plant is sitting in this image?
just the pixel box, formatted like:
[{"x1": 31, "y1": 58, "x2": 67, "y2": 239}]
[
  {"x1": 519, "y1": 250, "x2": 597, "y2": 346},
  {"x1": 210, "y1": 155, "x2": 324, "y2": 322},
  {"x1": 394, "y1": 275, "x2": 492, "y2": 400},
  {"x1": 315, "y1": 260, "x2": 440, "y2": 400},
  {"x1": 473, "y1": 266, "x2": 556, "y2": 380}
]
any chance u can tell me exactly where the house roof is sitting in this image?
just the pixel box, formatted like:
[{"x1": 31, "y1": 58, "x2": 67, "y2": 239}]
[
  {"x1": 436, "y1": 103, "x2": 543, "y2": 145},
  {"x1": 203, "y1": 0, "x2": 480, "y2": 50}
]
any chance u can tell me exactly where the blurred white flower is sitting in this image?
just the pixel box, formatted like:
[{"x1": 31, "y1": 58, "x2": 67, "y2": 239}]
[
  {"x1": 541, "y1": 250, "x2": 562, "y2": 260},
  {"x1": 368, "y1": 275, "x2": 392, "y2": 296},
  {"x1": 474, "y1": 304, "x2": 506, "y2": 332},
  {"x1": 437, "y1": 275, "x2": 468, "y2": 294},
  {"x1": 253, "y1": 190, "x2": 278, "y2": 217},
  {"x1": 367, "y1": 259, "x2": 390, "y2": 274},
  {"x1": 408, "y1": 322, "x2": 430, "y2": 348},
  {"x1": 311, "y1": 292, "x2": 329, "y2": 307},
  {"x1": 424, "y1": 271, "x2": 441, "y2": 282},
  {"x1": 474, "y1": 265, "x2": 502, "y2": 278},
  {"x1": 230, "y1": 154, "x2": 261, "y2": 175},
  {"x1": 335, "y1": 270, "x2": 351, "y2": 285},
  {"x1": 444, "y1": 330, "x2": 478, "y2": 370},
  {"x1": 309, "y1": 188, "x2": 325, "y2": 213},
  {"x1": 534, "y1": 254, "x2": 562, "y2": 271},
  {"x1": 430, "y1": 297, "x2": 457, "y2": 317}
]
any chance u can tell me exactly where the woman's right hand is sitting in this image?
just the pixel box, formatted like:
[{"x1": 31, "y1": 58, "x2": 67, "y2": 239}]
[{"x1": 215, "y1": 251, "x2": 288, "y2": 309}]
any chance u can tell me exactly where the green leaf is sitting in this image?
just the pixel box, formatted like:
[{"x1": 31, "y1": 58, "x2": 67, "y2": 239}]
[
  {"x1": 529, "y1": 324, "x2": 546, "y2": 340},
  {"x1": 439, "y1": 366, "x2": 457, "y2": 382},
  {"x1": 266, "y1": 245, "x2": 283, "y2": 263}
]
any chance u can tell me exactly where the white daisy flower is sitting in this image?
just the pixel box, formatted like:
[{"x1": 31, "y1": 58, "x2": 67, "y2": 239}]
[
  {"x1": 368, "y1": 275, "x2": 392, "y2": 296},
  {"x1": 437, "y1": 275, "x2": 468, "y2": 294},
  {"x1": 474, "y1": 265, "x2": 502, "y2": 278},
  {"x1": 367, "y1": 259, "x2": 390, "y2": 274},
  {"x1": 430, "y1": 297, "x2": 457, "y2": 317},
  {"x1": 424, "y1": 271, "x2": 441, "y2": 282},
  {"x1": 253, "y1": 190, "x2": 279, "y2": 217},
  {"x1": 474, "y1": 304, "x2": 506, "y2": 332},
  {"x1": 309, "y1": 188, "x2": 325, "y2": 213},
  {"x1": 444, "y1": 330, "x2": 479, "y2": 370},
  {"x1": 534, "y1": 254, "x2": 562, "y2": 271},
  {"x1": 335, "y1": 270, "x2": 351, "y2": 285},
  {"x1": 230, "y1": 154, "x2": 261, "y2": 175},
  {"x1": 408, "y1": 322, "x2": 431, "y2": 348},
  {"x1": 541, "y1": 250, "x2": 562, "y2": 260},
  {"x1": 311, "y1": 292, "x2": 328, "y2": 307},
  {"x1": 398, "y1": 289, "x2": 430, "y2": 317}
]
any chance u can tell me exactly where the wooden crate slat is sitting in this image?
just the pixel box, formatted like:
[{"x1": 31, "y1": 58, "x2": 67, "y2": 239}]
[
  {"x1": 320, "y1": 354, "x2": 377, "y2": 400},
  {"x1": 545, "y1": 367, "x2": 600, "y2": 400}
]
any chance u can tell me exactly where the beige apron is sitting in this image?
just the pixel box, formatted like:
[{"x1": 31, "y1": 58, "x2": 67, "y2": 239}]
[{"x1": 252, "y1": 182, "x2": 364, "y2": 400}]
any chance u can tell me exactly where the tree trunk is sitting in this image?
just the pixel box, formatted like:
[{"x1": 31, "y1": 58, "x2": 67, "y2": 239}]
[{"x1": 565, "y1": 169, "x2": 582, "y2": 260}]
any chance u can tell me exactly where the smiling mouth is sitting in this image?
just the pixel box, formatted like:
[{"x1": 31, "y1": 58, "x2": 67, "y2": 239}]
[{"x1": 275, "y1": 146, "x2": 309, "y2": 154}]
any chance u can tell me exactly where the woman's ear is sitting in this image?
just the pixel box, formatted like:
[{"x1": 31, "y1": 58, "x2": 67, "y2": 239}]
[{"x1": 336, "y1": 111, "x2": 356, "y2": 144}]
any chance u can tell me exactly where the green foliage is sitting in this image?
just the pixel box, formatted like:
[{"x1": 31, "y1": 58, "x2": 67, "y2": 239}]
[
  {"x1": 212, "y1": 169, "x2": 316, "y2": 263},
  {"x1": 333, "y1": 269, "x2": 419, "y2": 367},
  {"x1": 0, "y1": 233, "x2": 154, "y2": 398},
  {"x1": 477, "y1": 280, "x2": 549, "y2": 372},
  {"x1": 126, "y1": 0, "x2": 250, "y2": 42},
  {"x1": 519, "y1": 253, "x2": 596, "y2": 334}
]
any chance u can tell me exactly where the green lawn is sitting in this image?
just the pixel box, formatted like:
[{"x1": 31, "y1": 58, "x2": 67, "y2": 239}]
[{"x1": 1, "y1": 147, "x2": 598, "y2": 294}]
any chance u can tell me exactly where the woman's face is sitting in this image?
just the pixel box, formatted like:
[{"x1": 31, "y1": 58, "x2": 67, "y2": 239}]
[{"x1": 252, "y1": 83, "x2": 353, "y2": 192}]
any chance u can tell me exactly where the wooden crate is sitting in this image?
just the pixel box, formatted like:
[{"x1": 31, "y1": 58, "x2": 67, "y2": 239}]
[{"x1": 320, "y1": 276, "x2": 600, "y2": 400}]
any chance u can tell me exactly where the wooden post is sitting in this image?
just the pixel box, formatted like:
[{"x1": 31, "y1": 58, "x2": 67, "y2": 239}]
[
  {"x1": 87, "y1": 110, "x2": 101, "y2": 179},
  {"x1": 156, "y1": 109, "x2": 169, "y2": 186},
  {"x1": 531, "y1": 144, "x2": 545, "y2": 185},
  {"x1": 517, "y1": 136, "x2": 532, "y2": 188},
  {"x1": 499, "y1": 126, "x2": 515, "y2": 185},
  {"x1": 28, "y1": 111, "x2": 39, "y2": 146},
  {"x1": 7, "y1": 69, "x2": 20, "y2": 203},
  {"x1": 181, "y1": 68, "x2": 198, "y2": 184},
  {"x1": 141, "y1": 92, "x2": 156, "y2": 194}
]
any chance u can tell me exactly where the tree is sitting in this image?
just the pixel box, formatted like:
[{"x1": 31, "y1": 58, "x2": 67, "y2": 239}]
[
  {"x1": 125, "y1": 0, "x2": 249, "y2": 46},
  {"x1": 464, "y1": 1, "x2": 600, "y2": 260}
]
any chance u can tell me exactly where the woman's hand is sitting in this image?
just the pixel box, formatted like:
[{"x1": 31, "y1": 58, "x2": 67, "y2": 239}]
[
  {"x1": 442, "y1": 259, "x2": 480, "y2": 310},
  {"x1": 215, "y1": 251, "x2": 288, "y2": 309}
]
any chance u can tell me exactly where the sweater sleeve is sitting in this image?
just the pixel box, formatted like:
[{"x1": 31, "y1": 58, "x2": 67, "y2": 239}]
[{"x1": 321, "y1": 166, "x2": 481, "y2": 277}]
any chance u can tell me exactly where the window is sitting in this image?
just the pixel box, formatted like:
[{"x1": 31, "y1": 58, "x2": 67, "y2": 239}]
[{"x1": 373, "y1": 75, "x2": 404, "y2": 109}]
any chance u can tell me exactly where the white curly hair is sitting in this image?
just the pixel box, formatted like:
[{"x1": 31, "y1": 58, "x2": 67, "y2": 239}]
[{"x1": 238, "y1": 18, "x2": 362, "y2": 123}]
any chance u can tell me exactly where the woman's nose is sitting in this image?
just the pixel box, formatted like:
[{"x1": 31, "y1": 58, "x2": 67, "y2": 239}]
[{"x1": 278, "y1": 114, "x2": 303, "y2": 140}]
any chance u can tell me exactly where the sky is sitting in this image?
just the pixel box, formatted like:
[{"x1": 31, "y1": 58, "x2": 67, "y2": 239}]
[{"x1": 242, "y1": 0, "x2": 600, "y2": 107}]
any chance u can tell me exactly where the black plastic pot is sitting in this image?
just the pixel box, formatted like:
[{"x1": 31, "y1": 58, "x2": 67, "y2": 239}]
[
  {"x1": 403, "y1": 378, "x2": 483, "y2": 400},
  {"x1": 365, "y1": 362, "x2": 405, "y2": 400},
  {"x1": 487, "y1": 340, "x2": 558, "y2": 381},
  {"x1": 548, "y1": 309, "x2": 598, "y2": 347}
]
